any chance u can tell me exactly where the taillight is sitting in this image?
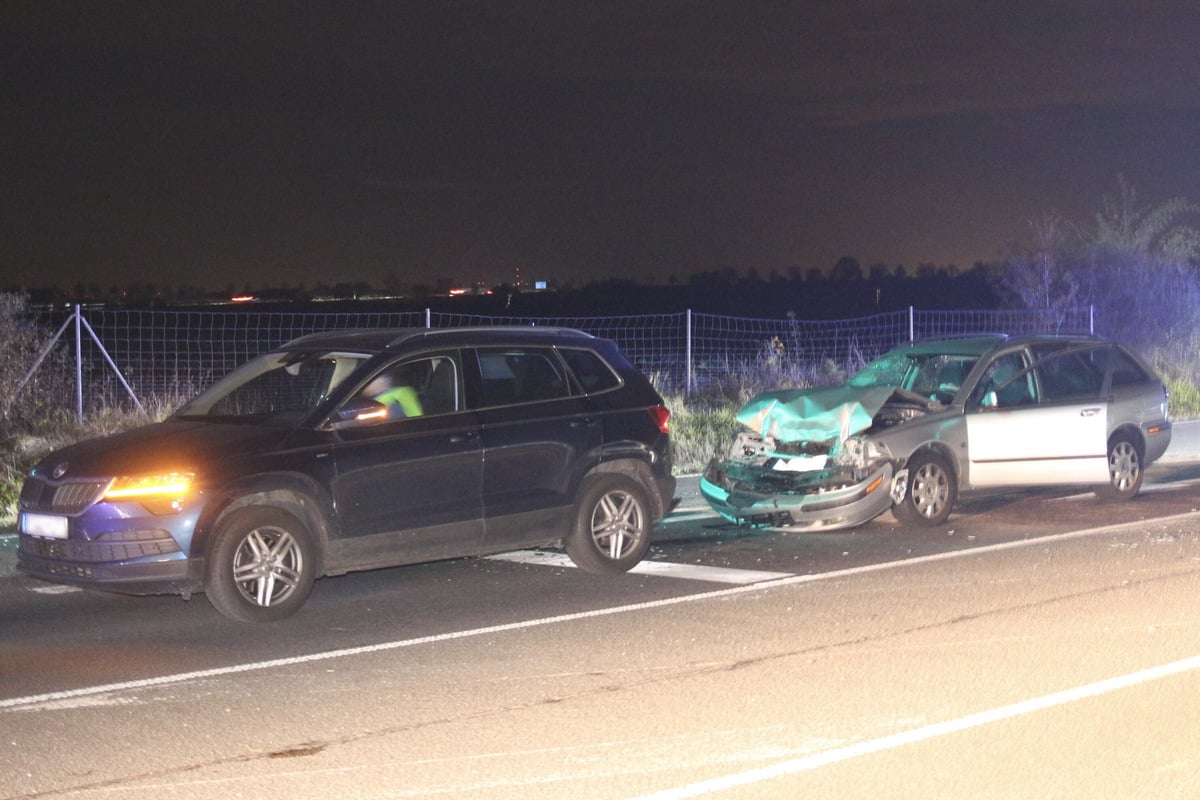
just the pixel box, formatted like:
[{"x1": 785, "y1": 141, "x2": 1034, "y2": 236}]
[{"x1": 648, "y1": 405, "x2": 670, "y2": 434}]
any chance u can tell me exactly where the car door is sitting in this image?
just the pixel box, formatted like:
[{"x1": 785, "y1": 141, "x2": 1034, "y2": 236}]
[
  {"x1": 965, "y1": 347, "x2": 1109, "y2": 487},
  {"x1": 328, "y1": 351, "x2": 485, "y2": 567},
  {"x1": 466, "y1": 346, "x2": 603, "y2": 548}
]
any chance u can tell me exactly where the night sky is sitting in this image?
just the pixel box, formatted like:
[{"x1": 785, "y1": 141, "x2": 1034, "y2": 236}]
[{"x1": 5, "y1": 2, "x2": 1200, "y2": 293}]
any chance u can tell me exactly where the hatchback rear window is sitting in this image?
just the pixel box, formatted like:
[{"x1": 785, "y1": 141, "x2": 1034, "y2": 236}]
[
  {"x1": 1107, "y1": 347, "x2": 1151, "y2": 386},
  {"x1": 1035, "y1": 348, "x2": 1106, "y2": 401}
]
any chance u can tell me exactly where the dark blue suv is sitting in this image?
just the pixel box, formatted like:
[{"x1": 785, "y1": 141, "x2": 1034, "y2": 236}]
[{"x1": 18, "y1": 327, "x2": 676, "y2": 621}]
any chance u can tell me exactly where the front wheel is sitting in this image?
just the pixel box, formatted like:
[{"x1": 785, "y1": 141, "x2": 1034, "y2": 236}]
[
  {"x1": 1095, "y1": 434, "x2": 1143, "y2": 501},
  {"x1": 893, "y1": 451, "x2": 957, "y2": 527},
  {"x1": 205, "y1": 507, "x2": 317, "y2": 622},
  {"x1": 565, "y1": 474, "x2": 652, "y2": 574}
]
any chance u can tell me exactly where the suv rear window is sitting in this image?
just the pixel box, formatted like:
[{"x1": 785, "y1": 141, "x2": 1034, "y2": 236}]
[
  {"x1": 560, "y1": 348, "x2": 622, "y2": 393},
  {"x1": 473, "y1": 348, "x2": 571, "y2": 406}
]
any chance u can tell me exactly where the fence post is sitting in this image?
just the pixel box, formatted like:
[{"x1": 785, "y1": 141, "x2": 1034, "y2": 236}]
[
  {"x1": 77, "y1": 311, "x2": 146, "y2": 416},
  {"x1": 425, "y1": 308, "x2": 431, "y2": 328},
  {"x1": 74, "y1": 305, "x2": 83, "y2": 420},
  {"x1": 15, "y1": 305, "x2": 147, "y2": 421},
  {"x1": 909, "y1": 306, "x2": 915, "y2": 343},
  {"x1": 685, "y1": 309, "x2": 693, "y2": 397}
]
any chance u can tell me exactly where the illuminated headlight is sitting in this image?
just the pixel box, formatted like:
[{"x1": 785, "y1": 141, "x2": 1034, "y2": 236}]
[{"x1": 103, "y1": 473, "x2": 194, "y2": 514}]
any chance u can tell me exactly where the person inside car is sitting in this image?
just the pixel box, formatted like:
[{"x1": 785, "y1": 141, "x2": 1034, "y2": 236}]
[{"x1": 363, "y1": 371, "x2": 423, "y2": 419}]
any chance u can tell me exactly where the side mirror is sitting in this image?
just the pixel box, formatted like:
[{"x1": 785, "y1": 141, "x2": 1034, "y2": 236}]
[
  {"x1": 980, "y1": 390, "x2": 998, "y2": 408},
  {"x1": 330, "y1": 397, "x2": 389, "y2": 429}
]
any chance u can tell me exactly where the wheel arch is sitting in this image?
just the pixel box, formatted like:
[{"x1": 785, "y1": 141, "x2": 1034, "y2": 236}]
[
  {"x1": 193, "y1": 473, "x2": 336, "y2": 577},
  {"x1": 902, "y1": 441, "x2": 960, "y2": 478},
  {"x1": 1108, "y1": 423, "x2": 1146, "y2": 457},
  {"x1": 581, "y1": 456, "x2": 667, "y2": 520}
]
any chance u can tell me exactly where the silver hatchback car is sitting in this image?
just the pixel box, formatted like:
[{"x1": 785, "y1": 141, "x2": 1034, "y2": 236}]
[{"x1": 701, "y1": 334, "x2": 1172, "y2": 530}]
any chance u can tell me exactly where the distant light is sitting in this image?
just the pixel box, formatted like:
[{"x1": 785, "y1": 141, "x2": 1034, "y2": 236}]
[
  {"x1": 231, "y1": 294, "x2": 255, "y2": 303},
  {"x1": 534, "y1": 280, "x2": 547, "y2": 290},
  {"x1": 448, "y1": 288, "x2": 468, "y2": 296}
]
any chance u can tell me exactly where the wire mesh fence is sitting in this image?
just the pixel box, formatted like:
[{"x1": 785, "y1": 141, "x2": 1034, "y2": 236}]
[{"x1": 30, "y1": 304, "x2": 1095, "y2": 413}]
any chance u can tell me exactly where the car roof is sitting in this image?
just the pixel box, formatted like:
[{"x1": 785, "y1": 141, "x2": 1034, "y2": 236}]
[
  {"x1": 279, "y1": 326, "x2": 598, "y2": 354},
  {"x1": 898, "y1": 332, "x2": 1105, "y2": 358},
  {"x1": 896, "y1": 335, "x2": 1006, "y2": 357}
]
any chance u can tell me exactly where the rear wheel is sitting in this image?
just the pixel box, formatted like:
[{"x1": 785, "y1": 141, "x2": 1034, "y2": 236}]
[
  {"x1": 565, "y1": 474, "x2": 652, "y2": 573},
  {"x1": 893, "y1": 451, "x2": 957, "y2": 527},
  {"x1": 1095, "y1": 433, "x2": 1143, "y2": 501},
  {"x1": 205, "y1": 507, "x2": 316, "y2": 622}
]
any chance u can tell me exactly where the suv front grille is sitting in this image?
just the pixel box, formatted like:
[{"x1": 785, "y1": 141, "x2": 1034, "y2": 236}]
[{"x1": 20, "y1": 476, "x2": 108, "y2": 515}]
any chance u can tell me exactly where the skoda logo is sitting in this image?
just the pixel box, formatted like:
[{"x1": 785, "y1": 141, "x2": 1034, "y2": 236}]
[{"x1": 51, "y1": 462, "x2": 69, "y2": 479}]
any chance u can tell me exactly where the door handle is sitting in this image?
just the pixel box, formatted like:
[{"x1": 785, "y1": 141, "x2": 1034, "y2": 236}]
[
  {"x1": 449, "y1": 431, "x2": 480, "y2": 443},
  {"x1": 569, "y1": 417, "x2": 599, "y2": 428}
]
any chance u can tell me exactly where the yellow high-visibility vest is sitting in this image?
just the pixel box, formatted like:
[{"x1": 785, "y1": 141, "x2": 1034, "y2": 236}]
[{"x1": 375, "y1": 386, "x2": 422, "y2": 417}]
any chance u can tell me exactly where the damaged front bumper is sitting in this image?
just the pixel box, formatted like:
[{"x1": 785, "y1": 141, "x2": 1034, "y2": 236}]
[{"x1": 699, "y1": 457, "x2": 896, "y2": 532}]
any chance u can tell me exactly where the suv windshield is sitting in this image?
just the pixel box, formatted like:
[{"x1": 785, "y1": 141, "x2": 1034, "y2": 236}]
[{"x1": 175, "y1": 350, "x2": 371, "y2": 423}]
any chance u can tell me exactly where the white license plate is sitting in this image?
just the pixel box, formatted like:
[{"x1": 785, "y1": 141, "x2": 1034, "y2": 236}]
[{"x1": 21, "y1": 513, "x2": 69, "y2": 540}]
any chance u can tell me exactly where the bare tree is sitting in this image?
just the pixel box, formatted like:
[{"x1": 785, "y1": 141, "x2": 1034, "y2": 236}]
[{"x1": 990, "y1": 212, "x2": 1082, "y2": 329}]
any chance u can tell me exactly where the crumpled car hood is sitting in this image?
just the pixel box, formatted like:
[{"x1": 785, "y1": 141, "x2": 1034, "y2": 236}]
[{"x1": 736, "y1": 385, "x2": 898, "y2": 445}]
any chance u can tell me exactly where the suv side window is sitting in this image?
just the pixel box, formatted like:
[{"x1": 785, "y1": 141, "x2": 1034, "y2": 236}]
[
  {"x1": 470, "y1": 347, "x2": 571, "y2": 408},
  {"x1": 560, "y1": 347, "x2": 622, "y2": 393},
  {"x1": 351, "y1": 353, "x2": 461, "y2": 419}
]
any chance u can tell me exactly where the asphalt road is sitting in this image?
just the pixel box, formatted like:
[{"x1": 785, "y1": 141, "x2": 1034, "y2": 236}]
[{"x1": 3, "y1": 422, "x2": 1200, "y2": 798}]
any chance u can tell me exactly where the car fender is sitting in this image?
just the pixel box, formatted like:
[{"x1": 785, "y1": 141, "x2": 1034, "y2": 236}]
[
  {"x1": 191, "y1": 472, "x2": 338, "y2": 575},
  {"x1": 581, "y1": 449, "x2": 670, "y2": 520},
  {"x1": 869, "y1": 412, "x2": 966, "y2": 475},
  {"x1": 900, "y1": 440, "x2": 960, "y2": 475}
]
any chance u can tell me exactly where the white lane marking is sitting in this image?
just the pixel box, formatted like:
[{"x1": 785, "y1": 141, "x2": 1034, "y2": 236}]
[
  {"x1": 1139, "y1": 477, "x2": 1200, "y2": 493},
  {"x1": 29, "y1": 585, "x2": 82, "y2": 594},
  {"x1": 5, "y1": 510, "x2": 1198, "y2": 713},
  {"x1": 1044, "y1": 474, "x2": 1200, "y2": 502},
  {"x1": 629, "y1": 561, "x2": 793, "y2": 584},
  {"x1": 627, "y1": 653, "x2": 1200, "y2": 800},
  {"x1": 485, "y1": 550, "x2": 793, "y2": 584},
  {"x1": 661, "y1": 506, "x2": 712, "y2": 520}
]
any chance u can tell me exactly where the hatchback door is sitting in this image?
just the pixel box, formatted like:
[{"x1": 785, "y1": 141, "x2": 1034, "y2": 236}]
[
  {"x1": 329, "y1": 352, "x2": 485, "y2": 567},
  {"x1": 965, "y1": 348, "x2": 1109, "y2": 487},
  {"x1": 466, "y1": 346, "x2": 602, "y2": 548}
]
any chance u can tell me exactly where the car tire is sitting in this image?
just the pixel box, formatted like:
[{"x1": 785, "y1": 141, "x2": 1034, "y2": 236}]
[
  {"x1": 565, "y1": 474, "x2": 652, "y2": 574},
  {"x1": 205, "y1": 506, "x2": 317, "y2": 622},
  {"x1": 893, "y1": 450, "x2": 957, "y2": 527},
  {"x1": 1095, "y1": 433, "x2": 1143, "y2": 501}
]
